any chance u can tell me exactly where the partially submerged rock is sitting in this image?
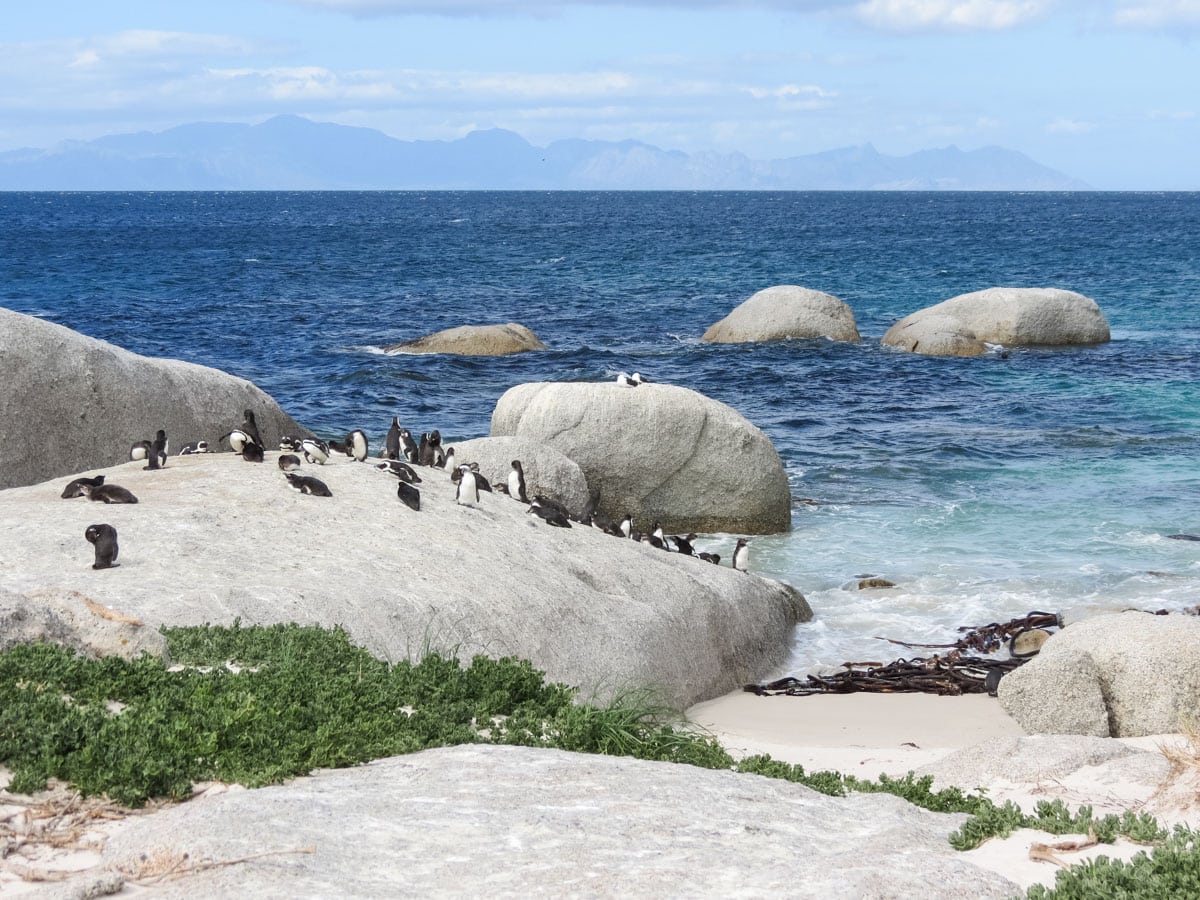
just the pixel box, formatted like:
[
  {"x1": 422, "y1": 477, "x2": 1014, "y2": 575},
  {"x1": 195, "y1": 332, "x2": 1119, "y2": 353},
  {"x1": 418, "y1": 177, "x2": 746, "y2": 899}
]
[
  {"x1": 998, "y1": 611, "x2": 1200, "y2": 737},
  {"x1": 384, "y1": 323, "x2": 547, "y2": 356},
  {"x1": 0, "y1": 307, "x2": 309, "y2": 491},
  {"x1": 91, "y1": 745, "x2": 1020, "y2": 899},
  {"x1": 882, "y1": 287, "x2": 1110, "y2": 357},
  {"x1": 451, "y1": 436, "x2": 591, "y2": 518},
  {"x1": 0, "y1": 453, "x2": 809, "y2": 709},
  {"x1": 490, "y1": 382, "x2": 791, "y2": 534},
  {"x1": 702, "y1": 285, "x2": 861, "y2": 344}
]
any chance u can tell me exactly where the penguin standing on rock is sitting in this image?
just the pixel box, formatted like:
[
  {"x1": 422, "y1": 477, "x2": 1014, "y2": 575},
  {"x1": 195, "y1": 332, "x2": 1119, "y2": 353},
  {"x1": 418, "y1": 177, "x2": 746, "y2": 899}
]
[
  {"x1": 618, "y1": 513, "x2": 633, "y2": 539},
  {"x1": 240, "y1": 410, "x2": 264, "y2": 448},
  {"x1": 732, "y1": 538, "x2": 750, "y2": 573},
  {"x1": 386, "y1": 417, "x2": 402, "y2": 460},
  {"x1": 347, "y1": 429, "x2": 369, "y2": 462},
  {"x1": 399, "y1": 429, "x2": 419, "y2": 463},
  {"x1": 508, "y1": 460, "x2": 529, "y2": 503},
  {"x1": 145, "y1": 429, "x2": 168, "y2": 470},
  {"x1": 85, "y1": 524, "x2": 119, "y2": 569},
  {"x1": 302, "y1": 439, "x2": 330, "y2": 465},
  {"x1": 456, "y1": 466, "x2": 481, "y2": 507},
  {"x1": 129, "y1": 440, "x2": 152, "y2": 462}
]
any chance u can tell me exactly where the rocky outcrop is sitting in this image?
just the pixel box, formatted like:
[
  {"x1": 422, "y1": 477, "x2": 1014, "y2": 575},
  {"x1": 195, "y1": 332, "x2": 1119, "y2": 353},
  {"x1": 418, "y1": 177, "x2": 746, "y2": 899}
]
[
  {"x1": 451, "y1": 436, "x2": 591, "y2": 518},
  {"x1": 490, "y1": 382, "x2": 791, "y2": 534},
  {"x1": 0, "y1": 587, "x2": 168, "y2": 661},
  {"x1": 89, "y1": 745, "x2": 1019, "y2": 899},
  {"x1": 383, "y1": 323, "x2": 546, "y2": 356},
  {"x1": 0, "y1": 308, "x2": 309, "y2": 491},
  {"x1": 0, "y1": 452, "x2": 809, "y2": 709},
  {"x1": 882, "y1": 287, "x2": 1110, "y2": 357},
  {"x1": 997, "y1": 612, "x2": 1200, "y2": 737},
  {"x1": 703, "y1": 285, "x2": 861, "y2": 344}
]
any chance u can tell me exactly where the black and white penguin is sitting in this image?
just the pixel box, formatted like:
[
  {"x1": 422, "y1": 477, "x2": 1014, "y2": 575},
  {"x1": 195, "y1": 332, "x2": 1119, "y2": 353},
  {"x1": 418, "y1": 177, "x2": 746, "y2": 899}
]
[
  {"x1": 301, "y1": 438, "x2": 330, "y2": 465},
  {"x1": 670, "y1": 533, "x2": 698, "y2": 556},
  {"x1": 631, "y1": 372, "x2": 648, "y2": 385},
  {"x1": 242, "y1": 441, "x2": 265, "y2": 463},
  {"x1": 386, "y1": 417, "x2": 402, "y2": 460},
  {"x1": 641, "y1": 533, "x2": 664, "y2": 550},
  {"x1": 456, "y1": 467, "x2": 481, "y2": 507},
  {"x1": 129, "y1": 440, "x2": 151, "y2": 462},
  {"x1": 347, "y1": 429, "x2": 369, "y2": 462},
  {"x1": 651, "y1": 521, "x2": 666, "y2": 546},
  {"x1": 179, "y1": 440, "x2": 210, "y2": 455},
  {"x1": 145, "y1": 429, "x2": 168, "y2": 470},
  {"x1": 376, "y1": 460, "x2": 422, "y2": 483},
  {"x1": 85, "y1": 523, "x2": 119, "y2": 570},
  {"x1": 221, "y1": 428, "x2": 250, "y2": 454},
  {"x1": 508, "y1": 460, "x2": 529, "y2": 503},
  {"x1": 240, "y1": 409, "x2": 264, "y2": 448},
  {"x1": 279, "y1": 436, "x2": 302, "y2": 452},
  {"x1": 285, "y1": 472, "x2": 332, "y2": 497},
  {"x1": 698, "y1": 552, "x2": 721, "y2": 565},
  {"x1": 399, "y1": 429, "x2": 419, "y2": 463},
  {"x1": 278, "y1": 454, "x2": 302, "y2": 471},
  {"x1": 328, "y1": 439, "x2": 349, "y2": 456},
  {"x1": 418, "y1": 430, "x2": 444, "y2": 467},
  {"x1": 81, "y1": 483, "x2": 138, "y2": 504},
  {"x1": 397, "y1": 481, "x2": 421, "y2": 511},
  {"x1": 732, "y1": 538, "x2": 749, "y2": 572},
  {"x1": 529, "y1": 498, "x2": 571, "y2": 528},
  {"x1": 61, "y1": 475, "x2": 105, "y2": 499},
  {"x1": 442, "y1": 446, "x2": 456, "y2": 472},
  {"x1": 618, "y1": 513, "x2": 633, "y2": 539},
  {"x1": 615, "y1": 371, "x2": 639, "y2": 388}
]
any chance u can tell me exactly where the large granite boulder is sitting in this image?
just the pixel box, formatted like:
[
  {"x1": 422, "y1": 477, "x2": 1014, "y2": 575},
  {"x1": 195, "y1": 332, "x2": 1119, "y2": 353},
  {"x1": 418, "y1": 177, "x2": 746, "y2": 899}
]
[
  {"x1": 383, "y1": 322, "x2": 546, "y2": 356},
  {"x1": 883, "y1": 287, "x2": 1110, "y2": 357},
  {"x1": 703, "y1": 285, "x2": 861, "y2": 344},
  {"x1": 0, "y1": 453, "x2": 809, "y2": 709},
  {"x1": 0, "y1": 587, "x2": 168, "y2": 662},
  {"x1": 490, "y1": 382, "x2": 791, "y2": 534},
  {"x1": 0, "y1": 308, "x2": 309, "y2": 491},
  {"x1": 451, "y1": 436, "x2": 591, "y2": 518},
  {"x1": 998, "y1": 612, "x2": 1200, "y2": 737},
  {"x1": 86, "y1": 745, "x2": 1019, "y2": 899}
]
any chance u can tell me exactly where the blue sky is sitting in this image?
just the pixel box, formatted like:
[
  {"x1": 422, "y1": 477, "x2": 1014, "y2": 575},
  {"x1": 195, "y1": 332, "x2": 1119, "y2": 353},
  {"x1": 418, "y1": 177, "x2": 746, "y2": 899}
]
[{"x1": 2, "y1": 1, "x2": 1197, "y2": 188}]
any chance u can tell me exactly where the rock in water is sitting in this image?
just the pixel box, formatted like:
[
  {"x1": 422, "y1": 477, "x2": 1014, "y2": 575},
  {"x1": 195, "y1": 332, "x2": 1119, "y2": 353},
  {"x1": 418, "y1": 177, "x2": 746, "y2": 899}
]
[
  {"x1": 490, "y1": 381, "x2": 791, "y2": 534},
  {"x1": 702, "y1": 285, "x2": 861, "y2": 344},
  {"x1": 0, "y1": 307, "x2": 310, "y2": 490},
  {"x1": 383, "y1": 323, "x2": 547, "y2": 356}
]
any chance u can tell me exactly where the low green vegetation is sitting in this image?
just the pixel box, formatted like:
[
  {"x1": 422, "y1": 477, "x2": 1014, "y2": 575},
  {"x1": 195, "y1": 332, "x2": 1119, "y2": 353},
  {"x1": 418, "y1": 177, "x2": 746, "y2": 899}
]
[{"x1": 1, "y1": 623, "x2": 1195, "y2": 897}]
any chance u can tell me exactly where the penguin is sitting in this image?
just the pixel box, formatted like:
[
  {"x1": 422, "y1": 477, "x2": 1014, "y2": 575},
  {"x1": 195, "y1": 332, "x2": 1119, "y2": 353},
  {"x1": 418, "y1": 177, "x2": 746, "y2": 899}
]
[
  {"x1": 81, "y1": 483, "x2": 138, "y2": 504},
  {"x1": 508, "y1": 460, "x2": 529, "y2": 503},
  {"x1": 221, "y1": 428, "x2": 250, "y2": 454},
  {"x1": 641, "y1": 533, "x2": 664, "y2": 550},
  {"x1": 242, "y1": 442, "x2": 265, "y2": 463},
  {"x1": 179, "y1": 440, "x2": 210, "y2": 455},
  {"x1": 698, "y1": 552, "x2": 721, "y2": 565},
  {"x1": 302, "y1": 438, "x2": 329, "y2": 465},
  {"x1": 279, "y1": 436, "x2": 302, "y2": 452},
  {"x1": 451, "y1": 463, "x2": 492, "y2": 491},
  {"x1": 532, "y1": 494, "x2": 571, "y2": 520},
  {"x1": 631, "y1": 372, "x2": 648, "y2": 385},
  {"x1": 278, "y1": 454, "x2": 302, "y2": 472},
  {"x1": 240, "y1": 409, "x2": 264, "y2": 448},
  {"x1": 651, "y1": 521, "x2": 666, "y2": 546},
  {"x1": 386, "y1": 417, "x2": 402, "y2": 460},
  {"x1": 456, "y1": 467, "x2": 481, "y2": 507},
  {"x1": 442, "y1": 446, "x2": 456, "y2": 472},
  {"x1": 285, "y1": 472, "x2": 332, "y2": 497},
  {"x1": 347, "y1": 429, "x2": 369, "y2": 463},
  {"x1": 399, "y1": 429, "x2": 419, "y2": 463},
  {"x1": 615, "y1": 372, "x2": 639, "y2": 388},
  {"x1": 376, "y1": 460, "x2": 422, "y2": 483},
  {"x1": 529, "y1": 498, "x2": 571, "y2": 528},
  {"x1": 145, "y1": 429, "x2": 168, "y2": 470},
  {"x1": 419, "y1": 430, "x2": 444, "y2": 467},
  {"x1": 397, "y1": 481, "x2": 421, "y2": 511},
  {"x1": 328, "y1": 439, "x2": 349, "y2": 456},
  {"x1": 670, "y1": 533, "x2": 698, "y2": 556},
  {"x1": 732, "y1": 538, "x2": 750, "y2": 572},
  {"x1": 61, "y1": 475, "x2": 105, "y2": 499},
  {"x1": 84, "y1": 523, "x2": 119, "y2": 570},
  {"x1": 129, "y1": 440, "x2": 151, "y2": 462},
  {"x1": 618, "y1": 513, "x2": 633, "y2": 539}
]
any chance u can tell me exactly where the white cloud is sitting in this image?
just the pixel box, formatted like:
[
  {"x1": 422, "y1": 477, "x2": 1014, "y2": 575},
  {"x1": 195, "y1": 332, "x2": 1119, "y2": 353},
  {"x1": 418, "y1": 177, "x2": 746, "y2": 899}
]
[
  {"x1": 854, "y1": 0, "x2": 1049, "y2": 31},
  {"x1": 744, "y1": 83, "x2": 835, "y2": 100},
  {"x1": 282, "y1": 0, "x2": 854, "y2": 13},
  {"x1": 1112, "y1": 0, "x2": 1200, "y2": 27},
  {"x1": 1045, "y1": 117, "x2": 1095, "y2": 134}
]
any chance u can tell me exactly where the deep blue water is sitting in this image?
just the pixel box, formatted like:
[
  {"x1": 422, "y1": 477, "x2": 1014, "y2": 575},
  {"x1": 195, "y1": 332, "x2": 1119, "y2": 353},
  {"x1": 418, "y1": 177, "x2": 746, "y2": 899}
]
[{"x1": 3, "y1": 191, "x2": 1198, "y2": 671}]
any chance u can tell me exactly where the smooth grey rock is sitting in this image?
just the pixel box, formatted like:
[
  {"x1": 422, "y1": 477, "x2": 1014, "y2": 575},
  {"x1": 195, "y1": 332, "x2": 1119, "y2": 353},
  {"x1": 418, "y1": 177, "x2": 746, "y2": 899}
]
[
  {"x1": 97, "y1": 745, "x2": 1020, "y2": 899},
  {"x1": 999, "y1": 612, "x2": 1200, "y2": 737},
  {"x1": 0, "y1": 453, "x2": 809, "y2": 709},
  {"x1": 490, "y1": 382, "x2": 791, "y2": 534},
  {"x1": 452, "y1": 436, "x2": 591, "y2": 518},
  {"x1": 702, "y1": 285, "x2": 861, "y2": 344},
  {"x1": 882, "y1": 287, "x2": 1110, "y2": 357},
  {"x1": 0, "y1": 587, "x2": 168, "y2": 661},
  {"x1": 0, "y1": 307, "x2": 309, "y2": 490},
  {"x1": 383, "y1": 322, "x2": 546, "y2": 356}
]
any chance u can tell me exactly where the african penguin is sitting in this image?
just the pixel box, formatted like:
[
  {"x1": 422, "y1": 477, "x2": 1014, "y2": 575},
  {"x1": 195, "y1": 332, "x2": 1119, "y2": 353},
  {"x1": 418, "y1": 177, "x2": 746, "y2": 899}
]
[
  {"x1": 377, "y1": 460, "x2": 422, "y2": 483},
  {"x1": 302, "y1": 438, "x2": 330, "y2": 465},
  {"x1": 508, "y1": 460, "x2": 529, "y2": 503},
  {"x1": 85, "y1": 523, "x2": 119, "y2": 570},
  {"x1": 129, "y1": 440, "x2": 151, "y2": 462},
  {"x1": 242, "y1": 441, "x2": 265, "y2": 463},
  {"x1": 386, "y1": 417, "x2": 402, "y2": 460},
  {"x1": 347, "y1": 429, "x2": 369, "y2": 462},
  {"x1": 399, "y1": 429, "x2": 419, "y2": 463},
  {"x1": 278, "y1": 454, "x2": 302, "y2": 472},
  {"x1": 456, "y1": 467, "x2": 481, "y2": 507},
  {"x1": 81, "y1": 483, "x2": 138, "y2": 504},
  {"x1": 529, "y1": 498, "x2": 571, "y2": 528},
  {"x1": 285, "y1": 472, "x2": 332, "y2": 497},
  {"x1": 397, "y1": 481, "x2": 421, "y2": 511},
  {"x1": 61, "y1": 475, "x2": 105, "y2": 499},
  {"x1": 145, "y1": 429, "x2": 168, "y2": 470},
  {"x1": 732, "y1": 538, "x2": 750, "y2": 572},
  {"x1": 240, "y1": 409, "x2": 264, "y2": 448},
  {"x1": 618, "y1": 513, "x2": 633, "y2": 539}
]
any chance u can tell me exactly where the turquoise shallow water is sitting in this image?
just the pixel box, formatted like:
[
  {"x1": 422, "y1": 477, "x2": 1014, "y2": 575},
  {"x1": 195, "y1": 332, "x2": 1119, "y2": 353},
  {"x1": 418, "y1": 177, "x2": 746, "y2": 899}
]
[{"x1": 2, "y1": 191, "x2": 1198, "y2": 675}]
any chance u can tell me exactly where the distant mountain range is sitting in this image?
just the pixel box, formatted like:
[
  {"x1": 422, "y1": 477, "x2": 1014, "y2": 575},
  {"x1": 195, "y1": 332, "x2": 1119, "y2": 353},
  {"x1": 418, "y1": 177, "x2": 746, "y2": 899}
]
[{"x1": 0, "y1": 115, "x2": 1089, "y2": 191}]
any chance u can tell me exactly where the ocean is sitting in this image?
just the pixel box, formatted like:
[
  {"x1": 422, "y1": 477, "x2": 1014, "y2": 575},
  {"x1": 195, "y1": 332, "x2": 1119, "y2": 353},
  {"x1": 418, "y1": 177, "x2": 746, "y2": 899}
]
[{"x1": 2, "y1": 190, "x2": 1198, "y2": 676}]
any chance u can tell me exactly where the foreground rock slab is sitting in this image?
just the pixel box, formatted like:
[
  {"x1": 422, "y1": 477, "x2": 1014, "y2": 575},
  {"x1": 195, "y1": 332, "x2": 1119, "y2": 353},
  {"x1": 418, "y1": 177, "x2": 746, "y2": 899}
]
[
  {"x1": 383, "y1": 322, "x2": 547, "y2": 355},
  {"x1": 86, "y1": 745, "x2": 1018, "y2": 899},
  {"x1": 0, "y1": 307, "x2": 309, "y2": 491},
  {"x1": 702, "y1": 285, "x2": 861, "y2": 344},
  {"x1": 0, "y1": 453, "x2": 808, "y2": 709},
  {"x1": 882, "y1": 287, "x2": 1110, "y2": 357},
  {"x1": 491, "y1": 382, "x2": 791, "y2": 534}
]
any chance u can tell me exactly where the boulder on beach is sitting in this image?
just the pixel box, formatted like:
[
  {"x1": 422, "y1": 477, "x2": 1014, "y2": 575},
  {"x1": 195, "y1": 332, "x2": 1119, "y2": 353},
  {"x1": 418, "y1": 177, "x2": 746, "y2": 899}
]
[
  {"x1": 490, "y1": 382, "x2": 791, "y2": 534},
  {"x1": 87, "y1": 745, "x2": 1020, "y2": 899},
  {"x1": 998, "y1": 611, "x2": 1200, "y2": 737},
  {"x1": 450, "y1": 436, "x2": 591, "y2": 519},
  {"x1": 882, "y1": 287, "x2": 1110, "y2": 357},
  {"x1": 0, "y1": 452, "x2": 809, "y2": 710},
  {"x1": 0, "y1": 307, "x2": 309, "y2": 491},
  {"x1": 702, "y1": 285, "x2": 861, "y2": 344},
  {"x1": 383, "y1": 323, "x2": 547, "y2": 356},
  {"x1": 0, "y1": 587, "x2": 168, "y2": 662}
]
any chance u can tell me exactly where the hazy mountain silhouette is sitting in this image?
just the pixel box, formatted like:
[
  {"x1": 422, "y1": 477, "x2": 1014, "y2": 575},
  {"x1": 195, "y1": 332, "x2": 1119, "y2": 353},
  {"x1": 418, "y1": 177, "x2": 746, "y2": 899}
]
[{"x1": 0, "y1": 115, "x2": 1089, "y2": 191}]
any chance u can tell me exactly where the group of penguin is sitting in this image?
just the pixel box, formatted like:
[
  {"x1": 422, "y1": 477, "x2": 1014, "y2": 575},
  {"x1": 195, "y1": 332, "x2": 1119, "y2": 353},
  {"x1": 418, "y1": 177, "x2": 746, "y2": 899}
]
[{"x1": 69, "y1": 403, "x2": 751, "y2": 574}]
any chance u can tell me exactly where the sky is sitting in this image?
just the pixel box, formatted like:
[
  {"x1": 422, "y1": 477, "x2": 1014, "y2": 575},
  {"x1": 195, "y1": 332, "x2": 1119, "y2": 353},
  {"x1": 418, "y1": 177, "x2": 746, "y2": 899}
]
[{"x1": 1, "y1": 1, "x2": 1197, "y2": 189}]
